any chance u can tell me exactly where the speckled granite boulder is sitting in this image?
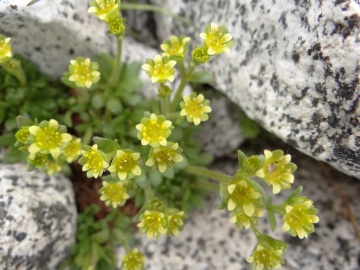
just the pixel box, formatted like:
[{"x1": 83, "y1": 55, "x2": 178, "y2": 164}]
[
  {"x1": 0, "y1": 0, "x2": 156, "y2": 77},
  {"x1": 149, "y1": 0, "x2": 360, "y2": 179},
  {"x1": 0, "y1": 163, "x2": 77, "y2": 269},
  {"x1": 117, "y1": 156, "x2": 360, "y2": 269}
]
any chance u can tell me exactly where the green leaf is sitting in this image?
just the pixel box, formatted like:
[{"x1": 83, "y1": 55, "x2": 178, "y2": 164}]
[
  {"x1": 91, "y1": 228, "x2": 109, "y2": 243},
  {"x1": 95, "y1": 53, "x2": 114, "y2": 82},
  {"x1": 268, "y1": 209, "x2": 277, "y2": 232},
  {"x1": 92, "y1": 137, "x2": 120, "y2": 155},
  {"x1": 237, "y1": 150, "x2": 247, "y2": 168},
  {"x1": 188, "y1": 71, "x2": 214, "y2": 84},
  {"x1": 263, "y1": 196, "x2": 272, "y2": 209},
  {"x1": 61, "y1": 72, "x2": 79, "y2": 89},
  {"x1": 149, "y1": 169, "x2": 163, "y2": 186},
  {"x1": 27, "y1": 0, "x2": 41, "y2": 6},
  {"x1": 0, "y1": 133, "x2": 16, "y2": 146},
  {"x1": 91, "y1": 94, "x2": 105, "y2": 110},
  {"x1": 284, "y1": 186, "x2": 303, "y2": 204},
  {"x1": 106, "y1": 98, "x2": 123, "y2": 114}
]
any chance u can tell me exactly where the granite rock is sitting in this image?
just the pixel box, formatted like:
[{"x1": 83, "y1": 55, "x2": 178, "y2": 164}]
[
  {"x1": 149, "y1": 0, "x2": 360, "y2": 179},
  {"x1": 116, "y1": 155, "x2": 360, "y2": 270},
  {"x1": 0, "y1": 163, "x2": 77, "y2": 269},
  {"x1": 0, "y1": 0, "x2": 157, "y2": 78}
]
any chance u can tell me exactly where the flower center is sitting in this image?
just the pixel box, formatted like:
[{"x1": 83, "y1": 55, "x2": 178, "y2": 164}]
[
  {"x1": 115, "y1": 153, "x2": 136, "y2": 172},
  {"x1": 143, "y1": 121, "x2": 166, "y2": 142},
  {"x1": 154, "y1": 149, "x2": 173, "y2": 163},
  {"x1": 35, "y1": 127, "x2": 62, "y2": 150},
  {"x1": 104, "y1": 184, "x2": 124, "y2": 202},
  {"x1": 153, "y1": 64, "x2": 170, "y2": 79},
  {"x1": 84, "y1": 150, "x2": 103, "y2": 173},
  {"x1": 145, "y1": 214, "x2": 162, "y2": 229},
  {"x1": 73, "y1": 62, "x2": 92, "y2": 82},
  {"x1": 185, "y1": 100, "x2": 203, "y2": 118}
]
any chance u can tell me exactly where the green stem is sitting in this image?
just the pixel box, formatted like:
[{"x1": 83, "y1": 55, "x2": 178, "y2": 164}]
[
  {"x1": 145, "y1": 185, "x2": 155, "y2": 201},
  {"x1": 113, "y1": 228, "x2": 131, "y2": 252},
  {"x1": 271, "y1": 205, "x2": 285, "y2": 215},
  {"x1": 166, "y1": 112, "x2": 179, "y2": 121},
  {"x1": 169, "y1": 62, "x2": 187, "y2": 112},
  {"x1": 121, "y1": 3, "x2": 194, "y2": 27},
  {"x1": 82, "y1": 125, "x2": 93, "y2": 145},
  {"x1": 250, "y1": 224, "x2": 261, "y2": 238},
  {"x1": 192, "y1": 178, "x2": 219, "y2": 192},
  {"x1": 185, "y1": 165, "x2": 233, "y2": 183},
  {"x1": 109, "y1": 37, "x2": 123, "y2": 87}
]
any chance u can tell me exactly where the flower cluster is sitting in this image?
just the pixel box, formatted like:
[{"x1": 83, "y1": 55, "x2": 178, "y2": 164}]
[
  {"x1": 121, "y1": 248, "x2": 145, "y2": 270},
  {"x1": 136, "y1": 113, "x2": 173, "y2": 147},
  {"x1": 68, "y1": 57, "x2": 100, "y2": 89},
  {"x1": 138, "y1": 210, "x2": 167, "y2": 239},
  {"x1": 142, "y1": 55, "x2": 176, "y2": 84},
  {"x1": 199, "y1": 23, "x2": 233, "y2": 55},
  {"x1": 99, "y1": 181, "x2": 130, "y2": 208},
  {"x1": 0, "y1": 34, "x2": 12, "y2": 64},
  {"x1": 223, "y1": 176, "x2": 264, "y2": 230},
  {"x1": 137, "y1": 201, "x2": 187, "y2": 239},
  {"x1": 108, "y1": 150, "x2": 141, "y2": 180},
  {"x1": 256, "y1": 150, "x2": 297, "y2": 194},
  {"x1": 28, "y1": 119, "x2": 72, "y2": 159},
  {"x1": 88, "y1": 0, "x2": 118, "y2": 22},
  {"x1": 282, "y1": 196, "x2": 319, "y2": 239},
  {"x1": 145, "y1": 142, "x2": 183, "y2": 173},
  {"x1": 247, "y1": 244, "x2": 285, "y2": 270},
  {"x1": 14, "y1": 118, "x2": 83, "y2": 176},
  {"x1": 160, "y1": 35, "x2": 191, "y2": 59},
  {"x1": 79, "y1": 144, "x2": 109, "y2": 178},
  {"x1": 180, "y1": 93, "x2": 212, "y2": 126}
]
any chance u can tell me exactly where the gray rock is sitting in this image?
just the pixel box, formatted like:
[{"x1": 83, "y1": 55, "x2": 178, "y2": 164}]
[
  {"x1": 0, "y1": 0, "x2": 157, "y2": 78},
  {"x1": 148, "y1": 0, "x2": 360, "y2": 179},
  {"x1": 0, "y1": 163, "x2": 77, "y2": 269},
  {"x1": 116, "y1": 155, "x2": 360, "y2": 270}
]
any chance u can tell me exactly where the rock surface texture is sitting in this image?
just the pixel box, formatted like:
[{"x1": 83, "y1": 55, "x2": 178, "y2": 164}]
[
  {"x1": 0, "y1": 0, "x2": 156, "y2": 77},
  {"x1": 0, "y1": 163, "x2": 77, "y2": 269},
  {"x1": 117, "y1": 156, "x2": 360, "y2": 270},
  {"x1": 150, "y1": 0, "x2": 360, "y2": 178}
]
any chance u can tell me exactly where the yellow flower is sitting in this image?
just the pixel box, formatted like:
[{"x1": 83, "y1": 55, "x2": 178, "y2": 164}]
[
  {"x1": 160, "y1": 35, "x2": 191, "y2": 58},
  {"x1": 136, "y1": 113, "x2": 173, "y2": 147},
  {"x1": 88, "y1": 0, "x2": 119, "y2": 22},
  {"x1": 108, "y1": 150, "x2": 141, "y2": 180},
  {"x1": 191, "y1": 46, "x2": 210, "y2": 64},
  {"x1": 226, "y1": 178, "x2": 262, "y2": 216},
  {"x1": 42, "y1": 160, "x2": 62, "y2": 176},
  {"x1": 79, "y1": 144, "x2": 109, "y2": 178},
  {"x1": 121, "y1": 248, "x2": 145, "y2": 270},
  {"x1": 99, "y1": 181, "x2": 130, "y2": 208},
  {"x1": 282, "y1": 198, "x2": 319, "y2": 239},
  {"x1": 62, "y1": 138, "x2": 82, "y2": 163},
  {"x1": 0, "y1": 35, "x2": 12, "y2": 64},
  {"x1": 200, "y1": 23, "x2": 233, "y2": 55},
  {"x1": 15, "y1": 126, "x2": 30, "y2": 144},
  {"x1": 108, "y1": 13, "x2": 125, "y2": 37},
  {"x1": 138, "y1": 210, "x2": 167, "y2": 239},
  {"x1": 28, "y1": 119, "x2": 72, "y2": 159},
  {"x1": 166, "y1": 209, "x2": 187, "y2": 236},
  {"x1": 180, "y1": 92, "x2": 212, "y2": 125},
  {"x1": 230, "y1": 208, "x2": 263, "y2": 229},
  {"x1": 247, "y1": 244, "x2": 285, "y2": 270},
  {"x1": 145, "y1": 142, "x2": 183, "y2": 173},
  {"x1": 27, "y1": 152, "x2": 47, "y2": 168},
  {"x1": 68, "y1": 57, "x2": 100, "y2": 88},
  {"x1": 256, "y1": 150, "x2": 297, "y2": 194},
  {"x1": 141, "y1": 55, "x2": 176, "y2": 84}
]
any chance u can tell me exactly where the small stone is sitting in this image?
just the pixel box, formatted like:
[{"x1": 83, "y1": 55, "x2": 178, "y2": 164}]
[{"x1": 0, "y1": 163, "x2": 77, "y2": 269}]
